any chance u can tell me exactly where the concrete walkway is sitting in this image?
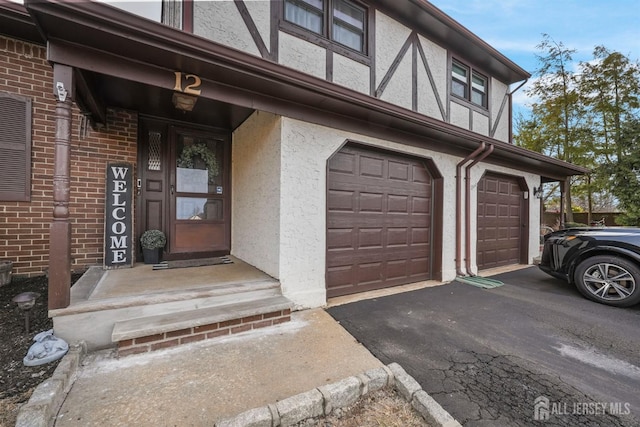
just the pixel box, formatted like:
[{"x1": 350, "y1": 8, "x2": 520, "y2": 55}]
[{"x1": 54, "y1": 309, "x2": 382, "y2": 426}]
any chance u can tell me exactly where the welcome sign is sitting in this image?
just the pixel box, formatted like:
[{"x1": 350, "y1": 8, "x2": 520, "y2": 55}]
[{"x1": 104, "y1": 163, "x2": 133, "y2": 268}]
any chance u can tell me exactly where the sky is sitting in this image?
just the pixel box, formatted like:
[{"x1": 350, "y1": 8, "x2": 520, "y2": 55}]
[{"x1": 428, "y1": 0, "x2": 640, "y2": 115}]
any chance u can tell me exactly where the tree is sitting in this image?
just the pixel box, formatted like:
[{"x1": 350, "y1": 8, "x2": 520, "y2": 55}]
[
  {"x1": 579, "y1": 47, "x2": 640, "y2": 223},
  {"x1": 519, "y1": 35, "x2": 593, "y2": 222},
  {"x1": 516, "y1": 38, "x2": 640, "y2": 224},
  {"x1": 609, "y1": 118, "x2": 640, "y2": 225}
]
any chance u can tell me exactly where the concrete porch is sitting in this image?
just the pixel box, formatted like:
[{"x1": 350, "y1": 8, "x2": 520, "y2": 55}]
[{"x1": 50, "y1": 256, "x2": 293, "y2": 353}]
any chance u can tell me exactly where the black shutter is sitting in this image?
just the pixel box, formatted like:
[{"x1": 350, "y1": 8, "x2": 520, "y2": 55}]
[{"x1": 0, "y1": 93, "x2": 31, "y2": 201}]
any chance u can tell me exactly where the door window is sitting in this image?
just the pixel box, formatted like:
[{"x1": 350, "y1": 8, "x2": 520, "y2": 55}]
[{"x1": 175, "y1": 134, "x2": 225, "y2": 222}]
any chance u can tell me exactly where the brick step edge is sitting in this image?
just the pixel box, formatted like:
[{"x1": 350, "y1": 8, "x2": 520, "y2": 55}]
[
  {"x1": 117, "y1": 308, "x2": 291, "y2": 357},
  {"x1": 214, "y1": 362, "x2": 461, "y2": 427}
]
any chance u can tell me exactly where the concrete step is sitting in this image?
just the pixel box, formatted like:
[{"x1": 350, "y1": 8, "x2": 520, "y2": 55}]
[
  {"x1": 113, "y1": 295, "x2": 293, "y2": 357},
  {"x1": 55, "y1": 278, "x2": 282, "y2": 316}
]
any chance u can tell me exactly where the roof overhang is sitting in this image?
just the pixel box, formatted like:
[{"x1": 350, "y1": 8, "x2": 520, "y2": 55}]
[
  {"x1": 0, "y1": 2, "x2": 43, "y2": 44},
  {"x1": 372, "y1": 0, "x2": 531, "y2": 84},
  {"x1": 22, "y1": 0, "x2": 585, "y2": 181}
]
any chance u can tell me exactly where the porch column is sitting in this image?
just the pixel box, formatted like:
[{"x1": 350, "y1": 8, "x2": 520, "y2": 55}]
[{"x1": 49, "y1": 64, "x2": 74, "y2": 309}]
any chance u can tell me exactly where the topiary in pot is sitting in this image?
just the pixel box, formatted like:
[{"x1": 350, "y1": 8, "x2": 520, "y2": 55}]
[{"x1": 140, "y1": 230, "x2": 166, "y2": 264}]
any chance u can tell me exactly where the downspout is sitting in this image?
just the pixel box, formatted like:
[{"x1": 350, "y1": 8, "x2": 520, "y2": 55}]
[
  {"x1": 465, "y1": 144, "x2": 494, "y2": 276},
  {"x1": 455, "y1": 143, "x2": 486, "y2": 276}
]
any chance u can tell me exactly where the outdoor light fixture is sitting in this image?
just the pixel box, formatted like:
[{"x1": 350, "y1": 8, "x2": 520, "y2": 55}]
[
  {"x1": 12, "y1": 292, "x2": 39, "y2": 333},
  {"x1": 533, "y1": 186, "x2": 543, "y2": 199},
  {"x1": 172, "y1": 92, "x2": 198, "y2": 112}
]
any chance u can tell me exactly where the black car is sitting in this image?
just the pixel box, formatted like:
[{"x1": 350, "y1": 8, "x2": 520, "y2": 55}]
[{"x1": 539, "y1": 227, "x2": 640, "y2": 307}]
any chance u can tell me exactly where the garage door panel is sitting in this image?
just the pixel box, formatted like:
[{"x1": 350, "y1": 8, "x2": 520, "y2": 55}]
[
  {"x1": 412, "y1": 196, "x2": 430, "y2": 214},
  {"x1": 484, "y1": 178, "x2": 497, "y2": 192},
  {"x1": 409, "y1": 257, "x2": 430, "y2": 275},
  {"x1": 358, "y1": 262, "x2": 385, "y2": 284},
  {"x1": 412, "y1": 165, "x2": 431, "y2": 183},
  {"x1": 360, "y1": 155, "x2": 384, "y2": 178},
  {"x1": 358, "y1": 228, "x2": 384, "y2": 248},
  {"x1": 477, "y1": 173, "x2": 523, "y2": 270},
  {"x1": 329, "y1": 151, "x2": 356, "y2": 174},
  {"x1": 327, "y1": 189, "x2": 355, "y2": 211},
  {"x1": 360, "y1": 192, "x2": 384, "y2": 212},
  {"x1": 498, "y1": 182, "x2": 511, "y2": 194},
  {"x1": 326, "y1": 265, "x2": 354, "y2": 287},
  {"x1": 485, "y1": 203, "x2": 497, "y2": 216},
  {"x1": 387, "y1": 260, "x2": 409, "y2": 279},
  {"x1": 388, "y1": 161, "x2": 410, "y2": 181},
  {"x1": 387, "y1": 194, "x2": 409, "y2": 213},
  {"x1": 327, "y1": 145, "x2": 433, "y2": 297},
  {"x1": 412, "y1": 227, "x2": 430, "y2": 244},
  {"x1": 387, "y1": 227, "x2": 409, "y2": 246},
  {"x1": 327, "y1": 228, "x2": 353, "y2": 249}
]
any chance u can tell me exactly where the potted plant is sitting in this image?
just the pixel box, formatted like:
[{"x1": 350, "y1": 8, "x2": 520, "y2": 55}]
[{"x1": 140, "y1": 230, "x2": 166, "y2": 264}]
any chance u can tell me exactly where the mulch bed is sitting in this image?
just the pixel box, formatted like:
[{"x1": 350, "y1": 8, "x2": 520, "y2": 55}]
[
  {"x1": 0, "y1": 273, "x2": 82, "y2": 427},
  {"x1": 295, "y1": 388, "x2": 431, "y2": 427}
]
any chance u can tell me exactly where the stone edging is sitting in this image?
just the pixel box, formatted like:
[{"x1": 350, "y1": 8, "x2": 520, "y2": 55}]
[
  {"x1": 214, "y1": 362, "x2": 461, "y2": 427},
  {"x1": 15, "y1": 342, "x2": 87, "y2": 427}
]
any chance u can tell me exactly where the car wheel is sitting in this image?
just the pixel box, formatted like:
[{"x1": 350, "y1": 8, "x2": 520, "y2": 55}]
[{"x1": 574, "y1": 255, "x2": 640, "y2": 307}]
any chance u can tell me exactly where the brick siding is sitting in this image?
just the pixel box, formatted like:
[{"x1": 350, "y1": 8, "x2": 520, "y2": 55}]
[
  {"x1": 0, "y1": 35, "x2": 138, "y2": 277},
  {"x1": 117, "y1": 309, "x2": 292, "y2": 357}
]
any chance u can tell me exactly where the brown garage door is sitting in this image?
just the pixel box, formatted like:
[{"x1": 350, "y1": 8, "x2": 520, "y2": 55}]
[
  {"x1": 326, "y1": 145, "x2": 432, "y2": 298},
  {"x1": 477, "y1": 173, "x2": 523, "y2": 270}
]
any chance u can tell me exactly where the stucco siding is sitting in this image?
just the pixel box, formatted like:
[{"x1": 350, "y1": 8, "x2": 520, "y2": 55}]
[
  {"x1": 450, "y1": 102, "x2": 470, "y2": 130},
  {"x1": 231, "y1": 111, "x2": 282, "y2": 279},
  {"x1": 417, "y1": 34, "x2": 447, "y2": 107},
  {"x1": 417, "y1": 61, "x2": 442, "y2": 120},
  {"x1": 332, "y1": 52, "x2": 370, "y2": 95},
  {"x1": 193, "y1": 2, "x2": 260, "y2": 57},
  {"x1": 472, "y1": 111, "x2": 490, "y2": 136},
  {"x1": 278, "y1": 118, "x2": 460, "y2": 308},
  {"x1": 244, "y1": 0, "x2": 271, "y2": 50},
  {"x1": 375, "y1": 11, "x2": 412, "y2": 88},
  {"x1": 279, "y1": 32, "x2": 326, "y2": 79},
  {"x1": 379, "y1": 52, "x2": 412, "y2": 110},
  {"x1": 491, "y1": 78, "x2": 510, "y2": 142}
]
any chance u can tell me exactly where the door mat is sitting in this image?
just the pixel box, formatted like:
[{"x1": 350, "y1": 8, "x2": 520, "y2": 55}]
[
  {"x1": 455, "y1": 275, "x2": 504, "y2": 289},
  {"x1": 152, "y1": 256, "x2": 233, "y2": 270}
]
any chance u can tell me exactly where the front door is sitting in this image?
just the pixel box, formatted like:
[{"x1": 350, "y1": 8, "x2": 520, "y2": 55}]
[{"x1": 137, "y1": 118, "x2": 231, "y2": 260}]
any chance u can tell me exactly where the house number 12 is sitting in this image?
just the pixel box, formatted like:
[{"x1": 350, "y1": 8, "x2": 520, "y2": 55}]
[{"x1": 173, "y1": 72, "x2": 202, "y2": 96}]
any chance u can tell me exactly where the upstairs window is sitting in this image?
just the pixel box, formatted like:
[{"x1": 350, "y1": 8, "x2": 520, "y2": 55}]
[
  {"x1": 332, "y1": 0, "x2": 365, "y2": 52},
  {"x1": 451, "y1": 63, "x2": 468, "y2": 99},
  {"x1": 0, "y1": 93, "x2": 32, "y2": 202},
  {"x1": 451, "y1": 60, "x2": 488, "y2": 108},
  {"x1": 284, "y1": 0, "x2": 324, "y2": 35},
  {"x1": 284, "y1": 0, "x2": 366, "y2": 53}
]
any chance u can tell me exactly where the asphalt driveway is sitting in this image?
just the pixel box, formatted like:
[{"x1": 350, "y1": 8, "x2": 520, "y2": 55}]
[{"x1": 327, "y1": 266, "x2": 640, "y2": 427}]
